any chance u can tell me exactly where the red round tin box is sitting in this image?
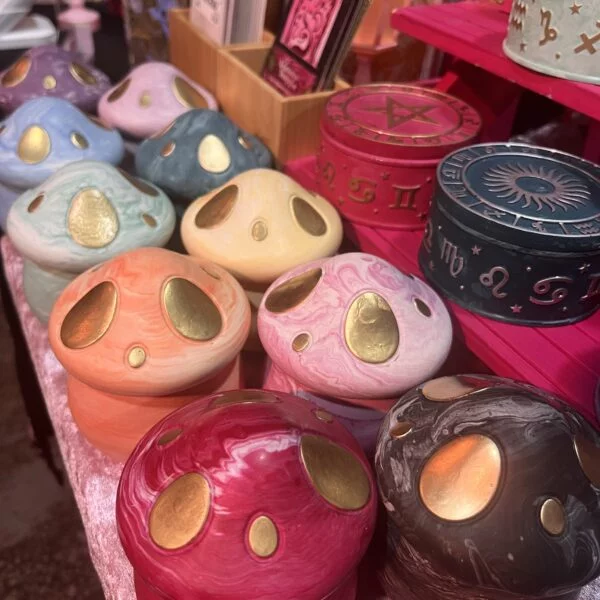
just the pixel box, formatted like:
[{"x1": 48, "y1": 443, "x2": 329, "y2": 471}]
[{"x1": 317, "y1": 84, "x2": 482, "y2": 230}]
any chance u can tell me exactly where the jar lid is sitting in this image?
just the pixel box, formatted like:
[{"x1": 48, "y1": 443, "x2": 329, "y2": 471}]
[
  {"x1": 321, "y1": 84, "x2": 481, "y2": 161},
  {"x1": 436, "y1": 143, "x2": 600, "y2": 252}
]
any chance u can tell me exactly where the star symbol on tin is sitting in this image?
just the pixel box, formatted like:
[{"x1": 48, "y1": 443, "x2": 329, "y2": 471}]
[
  {"x1": 519, "y1": 42, "x2": 527, "y2": 52},
  {"x1": 471, "y1": 245, "x2": 482, "y2": 255},
  {"x1": 363, "y1": 96, "x2": 439, "y2": 130},
  {"x1": 579, "y1": 262, "x2": 591, "y2": 272},
  {"x1": 510, "y1": 304, "x2": 523, "y2": 314},
  {"x1": 570, "y1": 2, "x2": 582, "y2": 14},
  {"x1": 381, "y1": 172, "x2": 390, "y2": 180}
]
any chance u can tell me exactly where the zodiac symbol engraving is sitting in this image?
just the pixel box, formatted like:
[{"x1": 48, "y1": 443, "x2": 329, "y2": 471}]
[
  {"x1": 581, "y1": 274, "x2": 600, "y2": 302},
  {"x1": 440, "y1": 237, "x2": 464, "y2": 278},
  {"x1": 389, "y1": 185, "x2": 421, "y2": 210},
  {"x1": 510, "y1": 0, "x2": 526, "y2": 30},
  {"x1": 574, "y1": 222, "x2": 600, "y2": 235},
  {"x1": 529, "y1": 276, "x2": 573, "y2": 306},
  {"x1": 348, "y1": 178, "x2": 377, "y2": 204},
  {"x1": 479, "y1": 267, "x2": 510, "y2": 299},
  {"x1": 575, "y1": 21, "x2": 600, "y2": 54},
  {"x1": 539, "y1": 9, "x2": 558, "y2": 46},
  {"x1": 320, "y1": 161, "x2": 336, "y2": 191}
]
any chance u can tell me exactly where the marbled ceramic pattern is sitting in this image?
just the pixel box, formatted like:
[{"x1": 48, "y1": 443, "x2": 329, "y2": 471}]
[
  {"x1": 48, "y1": 247, "x2": 251, "y2": 396},
  {"x1": 116, "y1": 390, "x2": 377, "y2": 600},
  {"x1": 0, "y1": 178, "x2": 20, "y2": 230},
  {"x1": 0, "y1": 45, "x2": 111, "y2": 114},
  {"x1": 181, "y1": 168, "x2": 343, "y2": 285},
  {"x1": 375, "y1": 375, "x2": 600, "y2": 600},
  {"x1": 258, "y1": 253, "x2": 453, "y2": 399},
  {"x1": 98, "y1": 62, "x2": 217, "y2": 139},
  {"x1": 135, "y1": 109, "x2": 272, "y2": 200},
  {"x1": 0, "y1": 97, "x2": 124, "y2": 189},
  {"x1": 7, "y1": 160, "x2": 175, "y2": 272}
]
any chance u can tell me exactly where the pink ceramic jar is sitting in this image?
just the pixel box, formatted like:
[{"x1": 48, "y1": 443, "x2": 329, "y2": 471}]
[
  {"x1": 48, "y1": 247, "x2": 250, "y2": 461},
  {"x1": 117, "y1": 389, "x2": 377, "y2": 600}
]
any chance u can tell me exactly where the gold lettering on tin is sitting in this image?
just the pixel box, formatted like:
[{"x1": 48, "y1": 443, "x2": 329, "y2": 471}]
[
  {"x1": 389, "y1": 185, "x2": 420, "y2": 210},
  {"x1": 320, "y1": 161, "x2": 336, "y2": 191},
  {"x1": 529, "y1": 276, "x2": 573, "y2": 306},
  {"x1": 348, "y1": 178, "x2": 376, "y2": 204},
  {"x1": 581, "y1": 274, "x2": 600, "y2": 302},
  {"x1": 510, "y1": 0, "x2": 526, "y2": 31},
  {"x1": 575, "y1": 21, "x2": 600, "y2": 54},
  {"x1": 479, "y1": 267, "x2": 510, "y2": 299},
  {"x1": 539, "y1": 9, "x2": 558, "y2": 46},
  {"x1": 440, "y1": 237, "x2": 465, "y2": 278}
]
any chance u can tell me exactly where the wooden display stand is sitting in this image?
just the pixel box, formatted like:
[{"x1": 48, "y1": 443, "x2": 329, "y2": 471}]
[{"x1": 168, "y1": 9, "x2": 349, "y2": 163}]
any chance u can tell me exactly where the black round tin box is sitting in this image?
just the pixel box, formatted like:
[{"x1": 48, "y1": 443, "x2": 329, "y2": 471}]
[{"x1": 419, "y1": 143, "x2": 600, "y2": 326}]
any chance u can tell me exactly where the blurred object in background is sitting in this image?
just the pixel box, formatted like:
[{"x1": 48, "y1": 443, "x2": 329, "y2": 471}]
[
  {"x1": 55, "y1": 0, "x2": 100, "y2": 62},
  {"x1": 0, "y1": 1, "x2": 57, "y2": 51}
]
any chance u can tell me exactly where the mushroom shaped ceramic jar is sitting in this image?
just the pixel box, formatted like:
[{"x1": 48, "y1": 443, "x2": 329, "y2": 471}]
[
  {"x1": 98, "y1": 62, "x2": 217, "y2": 140},
  {"x1": 181, "y1": 168, "x2": 344, "y2": 350},
  {"x1": 258, "y1": 253, "x2": 453, "y2": 454},
  {"x1": 48, "y1": 247, "x2": 251, "y2": 461},
  {"x1": 0, "y1": 45, "x2": 111, "y2": 115},
  {"x1": 6, "y1": 160, "x2": 175, "y2": 322},
  {"x1": 135, "y1": 109, "x2": 272, "y2": 205},
  {"x1": 0, "y1": 97, "x2": 124, "y2": 228},
  {"x1": 375, "y1": 375, "x2": 600, "y2": 600},
  {"x1": 116, "y1": 389, "x2": 377, "y2": 600}
]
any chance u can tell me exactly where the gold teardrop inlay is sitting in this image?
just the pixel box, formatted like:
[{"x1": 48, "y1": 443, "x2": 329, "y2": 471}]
[
  {"x1": 574, "y1": 433, "x2": 600, "y2": 487},
  {"x1": 173, "y1": 76, "x2": 209, "y2": 109},
  {"x1": 142, "y1": 213, "x2": 157, "y2": 227},
  {"x1": 238, "y1": 135, "x2": 252, "y2": 150},
  {"x1": 422, "y1": 376, "x2": 493, "y2": 403},
  {"x1": 248, "y1": 516, "x2": 278, "y2": 558},
  {"x1": 344, "y1": 292, "x2": 399, "y2": 364},
  {"x1": 390, "y1": 421, "x2": 412, "y2": 439},
  {"x1": 300, "y1": 435, "x2": 370, "y2": 510},
  {"x1": 161, "y1": 141, "x2": 176, "y2": 157},
  {"x1": 149, "y1": 473, "x2": 211, "y2": 550},
  {"x1": 1, "y1": 56, "x2": 31, "y2": 87},
  {"x1": 292, "y1": 332, "x2": 311, "y2": 352},
  {"x1": 414, "y1": 298, "x2": 431, "y2": 317},
  {"x1": 419, "y1": 434, "x2": 502, "y2": 521},
  {"x1": 42, "y1": 75, "x2": 57, "y2": 90},
  {"x1": 60, "y1": 281, "x2": 118, "y2": 349},
  {"x1": 251, "y1": 220, "x2": 268, "y2": 241},
  {"x1": 163, "y1": 278, "x2": 222, "y2": 341},
  {"x1": 314, "y1": 409, "x2": 333, "y2": 423},
  {"x1": 292, "y1": 196, "x2": 327, "y2": 236},
  {"x1": 70, "y1": 132, "x2": 88, "y2": 149},
  {"x1": 127, "y1": 346, "x2": 146, "y2": 368},
  {"x1": 194, "y1": 185, "x2": 238, "y2": 229},
  {"x1": 139, "y1": 92, "x2": 152, "y2": 108},
  {"x1": 157, "y1": 428, "x2": 182, "y2": 446},
  {"x1": 18, "y1": 126, "x2": 51, "y2": 164},
  {"x1": 27, "y1": 193, "x2": 44, "y2": 213},
  {"x1": 212, "y1": 390, "x2": 278, "y2": 408},
  {"x1": 107, "y1": 77, "x2": 130, "y2": 102},
  {"x1": 67, "y1": 188, "x2": 119, "y2": 248},
  {"x1": 540, "y1": 498, "x2": 566, "y2": 536},
  {"x1": 118, "y1": 168, "x2": 159, "y2": 196},
  {"x1": 69, "y1": 62, "x2": 98, "y2": 86},
  {"x1": 198, "y1": 134, "x2": 231, "y2": 173},
  {"x1": 264, "y1": 268, "x2": 322, "y2": 313}
]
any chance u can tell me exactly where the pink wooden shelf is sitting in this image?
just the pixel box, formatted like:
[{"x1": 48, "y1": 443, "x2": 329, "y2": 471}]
[
  {"x1": 390, "y1": 1, "x2": 600, "y2": 123},
  {"x1": 285, "y1": 156, "x2": 600, "y2": 426}
]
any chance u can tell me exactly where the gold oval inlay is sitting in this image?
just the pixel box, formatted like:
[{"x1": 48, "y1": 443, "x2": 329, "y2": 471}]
[
  {"x1": 118, "y1": 168, "x2": 159, "y2": 196},
  {"x1": 18, "y1": 126, "x2": 51, "y2": 164},
  {"x1": 248, "y1": 516, "x2": 278, "y2": 558},
  {"x1": 60, "y1": 281, "x2": 118, "y2": 349},
  {"x1": 300, "y1": 434, "x2": 371, "y2": 511},
  {"x1": 139, "y1": 92, "x2": 152, "y2": 108},
  {"x1": 157, "y1": 428, "x2": 182, "y2": 446},
  {"x1": 194, "y1": 185, "x2": 238, "y2": 229},
  {"x1": 42, "y1": 75, "x2": 57, "y2": 90},
  {"x1": 419, "y1": 434, "x2": 502, "y2": 521},
  {"x1": 540, "y1": 498, "x2": 566, "y2": 536},
  {"x1": 264, "y1": 268, "x2": 322, "y2": 314},
  {"x1": 574, "y1": 433, "x2": 600, "y2": 487},
  {"x1": 27, "y1": 193, "x2": 44, "y2": 213},
  {"x1": 107, "y1": 77, "x2": 130, "y2": 102},
  {"x1": 1, "y1": 56, "x2": 31, "y2": 87},
  {"x1": 142, "y1": 213, "x2": 157, "y2": 227},
  {"x1": 292, "y1": 332, "x2": 311, "y2": 352},
  {"x1": 344, "y1": 292, "x2": 399, "y2": 364},
  {"x1": 251, "y1": 220, "x2": 268, "y2": 241},
  {"x1": 238, "y1": 135, "x2": 252, "y2": 150},
  {"x1": 69, "y1": 62, "x2": 97, "y2": 86},
  {"x1": 173, "y1": 76, "x2": 209, "y2": 109},
  {"x1": 414, "y1": 297, "x2": 432, "y2": 317},
  {"x1": 422, "y1": 376, "x2": 491, "y2": 403},
  {"x1": 212, "y1": 390, "x2": 278, "y2": 408},
  {"x1": 292, "y1": 196, "x2": 327, "y2": 236},
  {"x1": 198, "y1": 134, "x2": 231, "y2": 173},
  {"x1": 67, "y1": 188, "x2": 119, "y2": 248},
  {"x1": 315, "y1": 409, "x2": 333, "y2": 423},
  {"x1": 149, "y1": 473, "x2": 211, "y2": 550},
  {"x1": 70, "y1": 132, "x2": 88, "y2": 149},
  {"x1": 160, "y1": 141, "x2": 176, "y2": 157},
  {"x1": 390, "y1": 421, "x2": 412, "y2": 439},
  {"x1": 163, "y1": 278, "x2": 222, "y2": 341},
  {"x1": 127, "y1": 346, "x2": 146, "y2": 368}
]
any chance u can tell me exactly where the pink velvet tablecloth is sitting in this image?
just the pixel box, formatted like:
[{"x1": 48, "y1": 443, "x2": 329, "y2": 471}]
[{"x1": 2, "y1": 234, "x2": 600, "y2": 600}]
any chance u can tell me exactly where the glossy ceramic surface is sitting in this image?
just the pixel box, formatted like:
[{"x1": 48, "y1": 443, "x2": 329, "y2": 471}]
[
  {"x1": 258, "y1": 252, "x2": 453, "y2": 400},
  {"x1": 117, "y1": 389, "x2": 377, "y2": 600},
  {"x1": 98, "y1": 62, "x2": 218, "y2": 140},
  {"x1": 135, "y1": 109, "x2": 272, "y2": 201},
  {"x1": 376, "y1": 374, "x2": 600, "y2": 600},
  {"x1": 0, "y1": 178, "x2": 19, "y2": 230},
  {"x1": 48, "y1": 247, "x2": 251, "y2": 396},
  {"x1": 181, "y1": 168, "x2": 343, "y2": 285},
  {"x1": 0, "y1": 97, "x2": 124, "y2": 189},
  {"x1": 0, "y1": 45, "x2": 111, "y2": 115}
]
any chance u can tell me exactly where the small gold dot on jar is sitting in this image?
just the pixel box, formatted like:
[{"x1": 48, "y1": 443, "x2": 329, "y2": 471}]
[
  {"x1": 315, "y1": 409, "x2": 333, "y2": 423},
  {"x1": 142, "y1": 213, "x2": 157, "y2": 227},
  {"x1": 161, "y1": 141, "x2": 176, "y2": 157},
  {"x1": 139, "y1": 92, "x2": 152, "y2": 108},
  {"x1": 127, "y1": 346, "x2": 146, "y2": 368},
  {"x1": 292, "y1": 333, "x2": 310, "y2": 352},
  {"x1": 43, "y1": 75, "x2": 56, "y2": 90}
]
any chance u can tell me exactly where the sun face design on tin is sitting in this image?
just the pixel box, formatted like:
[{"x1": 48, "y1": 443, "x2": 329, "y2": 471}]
[{"x1": 483, "y1": 163, "x2": 589, "y2": 212}]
